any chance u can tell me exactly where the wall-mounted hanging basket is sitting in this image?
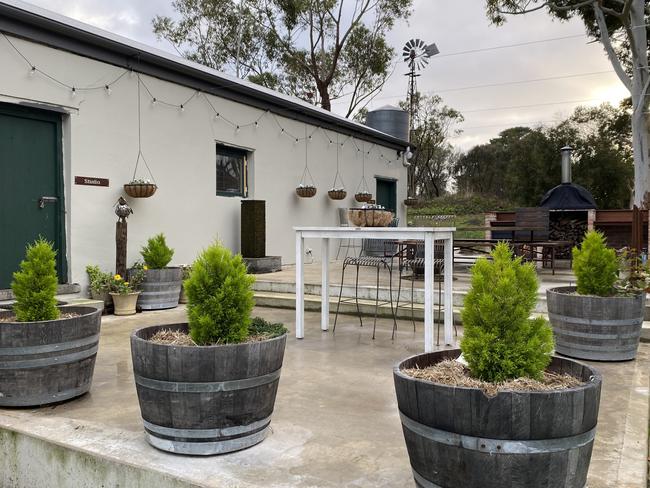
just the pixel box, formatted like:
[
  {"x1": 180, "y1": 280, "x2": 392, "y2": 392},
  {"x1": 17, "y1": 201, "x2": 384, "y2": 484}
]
[
  {"x1": 296, "y1": 185, "x2": 317, "y2": 198},
  {"x1": 404, "y1": 196, "x2": 419, "y2": 207},
  {"x1": 124, "y1": 182, "x2": 157, "y2": 198},
  {"x1": 354, "y1": 192, "x2": 372, "y2": 203},
  {"x1": 328, "y1": 189, "x2": 347, "y2": 200}
]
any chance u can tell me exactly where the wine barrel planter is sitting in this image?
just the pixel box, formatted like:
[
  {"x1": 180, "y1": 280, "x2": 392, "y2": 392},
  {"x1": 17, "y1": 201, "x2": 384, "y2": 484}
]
[
  {"x1": 134, "y1": 267, "x2": 182, "y2": 310},
  {"x1": 131, "y1": 323, "x2": 287, "y2": 455},
  {"x1": 547, "y1": 286, "x2": 645, "y2": 361},
  {"x1": 394, "y1": 349, "x2": 602, "y2": 488},
  {"x1": 0, "y1": 306, "x2": 102, "y2": 407}
]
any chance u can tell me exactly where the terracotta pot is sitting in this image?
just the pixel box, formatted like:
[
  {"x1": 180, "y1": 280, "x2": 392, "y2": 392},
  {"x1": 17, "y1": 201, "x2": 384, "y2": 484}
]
[{"x1": 110, "y1": 292, "x2": 140, "y2": 316}]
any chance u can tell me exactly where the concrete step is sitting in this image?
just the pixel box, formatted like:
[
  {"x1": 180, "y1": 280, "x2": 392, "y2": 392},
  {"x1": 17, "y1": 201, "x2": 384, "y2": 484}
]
[{"x1": 0, "y1": 283, "x2": 81, "y2": 301}]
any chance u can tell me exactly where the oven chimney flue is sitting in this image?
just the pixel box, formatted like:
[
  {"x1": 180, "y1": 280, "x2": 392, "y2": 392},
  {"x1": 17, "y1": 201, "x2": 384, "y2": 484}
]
[{"x1": 561, "y1": 146, "x2": 572, "y2": 184}]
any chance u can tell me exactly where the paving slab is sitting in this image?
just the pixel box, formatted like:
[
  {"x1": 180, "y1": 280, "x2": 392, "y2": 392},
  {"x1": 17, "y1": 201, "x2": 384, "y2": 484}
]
[{"x1": 0, "y1": 306, "x2": 647, "y2": 488}]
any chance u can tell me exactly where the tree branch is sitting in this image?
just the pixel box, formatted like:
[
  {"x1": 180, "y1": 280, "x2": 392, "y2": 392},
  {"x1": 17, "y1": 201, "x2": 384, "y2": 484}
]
[{"x1": 594, "y1": 3, "x2": 633, "y2": 90}]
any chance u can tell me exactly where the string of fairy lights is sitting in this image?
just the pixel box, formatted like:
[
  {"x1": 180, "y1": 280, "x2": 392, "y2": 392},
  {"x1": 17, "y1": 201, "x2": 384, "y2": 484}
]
[{"x1": 2, "y1": 32, "x2": 404, "y2": 189}]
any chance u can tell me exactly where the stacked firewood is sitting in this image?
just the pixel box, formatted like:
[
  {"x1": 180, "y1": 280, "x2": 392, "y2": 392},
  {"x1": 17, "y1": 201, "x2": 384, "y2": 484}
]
[{"x1": 549, "y1": 217, "x2": 587, "y2": 258}]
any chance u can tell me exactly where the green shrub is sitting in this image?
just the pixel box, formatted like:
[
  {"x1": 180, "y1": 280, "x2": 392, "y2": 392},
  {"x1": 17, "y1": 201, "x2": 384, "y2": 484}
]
[
  {"x1": 572, "y1": 230, "x2": 618, "y2": 296},
  {"x1": 140, "y1": 233, "x2": 174, "y2": 269},
  {"x1": 460, "y1": 243, "x2": 554, "y2": 382},
  {"x1": 11, "y1": 238, "x2": 60, "y2": 322},
  {"x1": 249, "y1": 316, "x2": 287, "y2": 339},
  {"x1": 185, "y1": 242, "x2": 255, "y2": 345},
  {"x1": 86, "y1": 265, "x2": 111, "y2": 295}
]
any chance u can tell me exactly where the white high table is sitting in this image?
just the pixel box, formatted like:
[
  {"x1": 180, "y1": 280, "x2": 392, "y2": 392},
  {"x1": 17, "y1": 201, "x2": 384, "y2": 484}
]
[{"x1": 294, "y1": 226, "x2": 455, "y2": 352}]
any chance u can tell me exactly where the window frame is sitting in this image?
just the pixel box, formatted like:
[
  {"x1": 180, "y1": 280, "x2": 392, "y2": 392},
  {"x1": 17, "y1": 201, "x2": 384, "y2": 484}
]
[{"x1": 216, "y1": 144, "x2": 248, "y2": 198}]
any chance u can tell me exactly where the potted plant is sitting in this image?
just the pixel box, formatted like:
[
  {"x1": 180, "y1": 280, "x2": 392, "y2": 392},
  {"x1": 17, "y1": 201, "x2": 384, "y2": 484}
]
[
  {"x1": 178, "y1": 264, "x2": 191, "y2": 304},
  {"x1": 547, "y1": 230, "x2": 646, "y2": 361},
  {"x1": 133, "y1": 233, "x2": 183, "y2": 310},
  {"x1": 130, "y1": 241, "x2": 287, "y2": 455},
  {"x1": 394, "y1": 243, "x2": 602, "y2": 488},
  {"x1": 86, "y1": 264, "x2": 112, "y2": 310},
  {"x1": 109, "y1": 267, "x2": 144, "y2": 316},
  {"x1": 124, "y1": 178, "x2": 157, "y2": 198},
  {"x1": 0, "y1": 238, "x2": 102, "y2": 406},
  {"x1": 296, "y1": 183, "x2": 317, "y2": 198}
]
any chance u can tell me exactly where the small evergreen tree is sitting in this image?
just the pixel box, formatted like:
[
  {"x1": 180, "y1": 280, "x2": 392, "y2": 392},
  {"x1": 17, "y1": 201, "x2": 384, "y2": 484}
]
[
  {"x1": 140, "y1": 233, "x2": 174, "y2": 269},
  {"x1": 185, "y1": 242, "x2": 255, "y2": 345},
  {"x1": 572, "y1": 230, "x2": 618, "y2": 296},
  {"x1": 11, "y1": 238, "x2": 60, "y2": 322},
  {"x1": 460, "y1": 243, "x2": 554, "y2": 382}
]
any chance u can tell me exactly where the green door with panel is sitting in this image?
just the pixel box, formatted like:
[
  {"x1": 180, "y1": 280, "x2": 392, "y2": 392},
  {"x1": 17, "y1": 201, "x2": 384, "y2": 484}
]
[
  {"x1": 375, "y1": 177, "x2": 397, "y2": 215},
  {"x1": 0, "y1": 103, "x2": 66, "y2": 289}
]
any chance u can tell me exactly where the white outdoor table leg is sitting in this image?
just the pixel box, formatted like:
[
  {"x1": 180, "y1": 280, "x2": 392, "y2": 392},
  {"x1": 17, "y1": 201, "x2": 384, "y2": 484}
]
[
  {"x1": 424, "y1": 233, "x2": 434, "y2": 353},
  {"x1": 296, "y1": 232, "x2": 305, "y2": 339},
  {"x1": 444, "y1": 237, "x2": 454, "y2": 345},
  {"x1": 321, "y1": 237, "x2": 330, "y2": 331}
]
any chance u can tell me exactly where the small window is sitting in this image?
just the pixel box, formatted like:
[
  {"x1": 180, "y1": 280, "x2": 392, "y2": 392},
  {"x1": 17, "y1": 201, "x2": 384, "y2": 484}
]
[{"x1": 216, "y1": 145, "x2": 248, "y2": 197}]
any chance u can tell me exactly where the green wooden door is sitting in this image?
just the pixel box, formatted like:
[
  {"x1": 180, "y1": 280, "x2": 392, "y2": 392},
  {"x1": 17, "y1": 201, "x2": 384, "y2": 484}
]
[
  {"x1": 376, "y1": 178, "x2": 397, "y2": 214},
  {"x1": 0, "y1": 103, "x2": 66, "y2": 289}
]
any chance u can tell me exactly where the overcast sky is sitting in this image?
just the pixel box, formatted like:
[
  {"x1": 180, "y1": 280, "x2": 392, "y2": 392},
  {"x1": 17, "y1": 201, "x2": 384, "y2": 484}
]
[{"x1": 24, "y1": 0, "x2": 626, "y2": 151}]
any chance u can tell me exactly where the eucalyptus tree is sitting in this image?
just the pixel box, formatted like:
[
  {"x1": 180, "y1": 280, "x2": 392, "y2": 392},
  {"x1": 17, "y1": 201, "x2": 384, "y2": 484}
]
[
  {"x1": 485, "y1": 0, "x2": 649, "y2": 206},
  {"x1": 153, "y1": 0, "x2": 413, "y2": 116}
]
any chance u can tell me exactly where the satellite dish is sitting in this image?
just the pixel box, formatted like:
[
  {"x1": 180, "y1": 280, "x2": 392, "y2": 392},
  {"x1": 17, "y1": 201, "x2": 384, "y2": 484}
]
[{"x1": 402, "y1": 39, "x2": 438, "y2": 71}]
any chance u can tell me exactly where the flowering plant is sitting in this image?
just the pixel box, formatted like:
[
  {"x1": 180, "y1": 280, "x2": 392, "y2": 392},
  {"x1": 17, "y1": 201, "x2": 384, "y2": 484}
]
[
  {"x1": 109, "y1": 274, "x2": 135, "y2": 294},
  {"x1": 110, "y1": 262, "x2": 146, "y2": 294}
]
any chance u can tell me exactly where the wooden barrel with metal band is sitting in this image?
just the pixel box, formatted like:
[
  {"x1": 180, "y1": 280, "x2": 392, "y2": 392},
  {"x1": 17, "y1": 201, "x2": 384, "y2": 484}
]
[
  {"x1": 394, "y1": 349, "x2": 602, "y2": 488},
  {"x1": 130, "y1": 323, "x2": 286, "y2": 455}
]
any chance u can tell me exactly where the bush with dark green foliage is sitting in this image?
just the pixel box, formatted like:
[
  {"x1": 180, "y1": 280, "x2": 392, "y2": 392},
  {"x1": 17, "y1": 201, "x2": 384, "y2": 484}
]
[
  {"x1": 11, "y1": 238, "x2": 60, "y2": 322},
  {"x1": 460, "y1": 243, "x2": 554, "y2": 382},
  {"x1": 572, "y1": 230, "x2": 618, "y2": 296},
  {"x1": 185, "y1": 242, "x2": 255, "y2": 345},
  {"x1": 140, "y1": 233, "x2": 174, "y2": 269},
  {"x1": 249, "y1": 316, "x2": 287, "y2": 339}
]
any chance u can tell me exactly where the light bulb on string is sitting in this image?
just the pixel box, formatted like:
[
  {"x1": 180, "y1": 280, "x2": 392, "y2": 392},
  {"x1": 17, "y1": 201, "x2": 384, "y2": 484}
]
[
  {"x1": 179, "y1": 104, "x2": 185, "y2": 112},
  {"x1": 254, "y1": 121, "x2": 258, "y2": 128},
  {"x1": 151, "y1": 97, "x2": 157, "y2": 106},
  {"x1": 71, "y1": 87, "x2": 77, "y2": 98},
  {"x1": 214, "y1": 112, "x2": 220, "y2": 121},
  {"x1": 236, "y1": 125, "x2": 240, "y2": 133},
  {"x1": 105, "y1": 85, "x2": 112, "y2": 95},
  {"x1": 29, "y1": 66, "x2": 36, "y2": 77}
]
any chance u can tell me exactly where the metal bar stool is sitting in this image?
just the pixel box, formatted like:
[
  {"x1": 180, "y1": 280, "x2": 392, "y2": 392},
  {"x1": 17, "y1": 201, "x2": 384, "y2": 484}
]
[{"x1": 333, "y1": 237, "x2": 400, "y2": 339}]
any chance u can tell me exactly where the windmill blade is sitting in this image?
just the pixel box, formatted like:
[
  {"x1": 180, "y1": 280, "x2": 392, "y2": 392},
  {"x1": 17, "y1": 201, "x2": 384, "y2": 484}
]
[
  {"x1": 416, "y1": 39, "x2": 425, "y2": 50},
  {"x1": 425, "y1": 43, "x2": 439, "y2": 57}
]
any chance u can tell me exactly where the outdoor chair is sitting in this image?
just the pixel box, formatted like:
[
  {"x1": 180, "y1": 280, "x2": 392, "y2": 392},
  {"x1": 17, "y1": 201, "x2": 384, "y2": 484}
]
[
  {"x1": 333, "y1": 218, "x2": 400, "y2": 339},
  {"x1": 335, "y1": 208, "x2": 360, "y2": 259}
]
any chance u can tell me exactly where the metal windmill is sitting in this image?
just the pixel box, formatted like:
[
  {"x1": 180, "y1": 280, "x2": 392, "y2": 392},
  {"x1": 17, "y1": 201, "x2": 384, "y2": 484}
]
[
  {"x1": 402, "y1": 39, "x2": 438, "y2": 198},
  {"x1": 402, "y1": 39, "x2": 439, "y2": 133}
]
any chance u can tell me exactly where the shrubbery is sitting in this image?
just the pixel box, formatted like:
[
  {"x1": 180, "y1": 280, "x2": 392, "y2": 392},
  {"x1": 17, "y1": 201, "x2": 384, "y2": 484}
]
[
  {"x1": 460, "y1": 243, "x2": 554, "y2": 382},
  {"x1": 572, "y1": 230, "x2": 618, "y2": 296},
  {"x1": 185, "y1": 242, "x2": 255, "y2": 345},
  {"x1": 11, "y1": 238, "x2": 60, "y2": 322},
  {"x1": 140, "y1": 233, "x2": 174, "y2": 269}
]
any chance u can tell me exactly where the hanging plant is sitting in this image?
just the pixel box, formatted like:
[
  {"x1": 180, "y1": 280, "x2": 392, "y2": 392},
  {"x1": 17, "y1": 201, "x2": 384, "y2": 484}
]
[
  {"x1": 354, "y1": 141, "x2": 372, "y2": 202},
  {"x1": 125, "y1": 75, "x2": 158, "y2": 199},
  {"x1": 328, "y1": 134, "x2": 347, "y2": 200},
  {"x1": 296, "y1": 126, "x2": 317, "y2": 198}
]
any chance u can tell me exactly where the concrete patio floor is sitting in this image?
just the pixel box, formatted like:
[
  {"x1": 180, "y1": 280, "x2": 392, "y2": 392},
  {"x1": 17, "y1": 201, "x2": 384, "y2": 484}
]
[{"x1": 0, "y1": 306, "x2": 648, "y2": 487}]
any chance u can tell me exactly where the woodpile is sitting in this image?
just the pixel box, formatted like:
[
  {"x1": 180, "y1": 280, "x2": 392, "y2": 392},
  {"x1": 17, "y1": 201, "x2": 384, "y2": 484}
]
[{"x1": 549, "y1": 216, "x2": 587, "y2": 257}]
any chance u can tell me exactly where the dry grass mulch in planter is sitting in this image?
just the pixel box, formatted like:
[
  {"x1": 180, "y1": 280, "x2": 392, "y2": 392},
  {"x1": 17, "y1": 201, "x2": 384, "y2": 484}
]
[
  {"x1": 403, "y1": 360, "x2": 585, "y2": 397},
  {"x1": 150, "y1": 317, "x2": 287, "y2": 346},
  {"x1": 0, "y1": 312, "x2": 81, "y2": 323}
]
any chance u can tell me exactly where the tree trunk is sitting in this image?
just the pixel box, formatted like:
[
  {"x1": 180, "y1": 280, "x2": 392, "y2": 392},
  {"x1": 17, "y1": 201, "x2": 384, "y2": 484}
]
[
  {"x1": 116, "y1": 220, "x2": 127, "y2": 277},
  {"x1": 318, "y1": 82, "x2": 331, "y2": 111}
]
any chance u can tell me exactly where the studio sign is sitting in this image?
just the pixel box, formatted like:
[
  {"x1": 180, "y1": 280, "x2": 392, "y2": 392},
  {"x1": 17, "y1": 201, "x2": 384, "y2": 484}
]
[{"x1": 75, "y1": 176, "x2": 109, "y2": 187}]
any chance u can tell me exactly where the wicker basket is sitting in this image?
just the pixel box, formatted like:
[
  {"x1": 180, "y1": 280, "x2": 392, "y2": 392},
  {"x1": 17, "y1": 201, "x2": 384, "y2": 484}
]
[
  {"x1": 124, "y1": 183, "x2": 157, "y2": 198},
  {"x1": 404, "y1": 197, "x2": 419, "y2": 207},
  {"x1": 296, "y1": 186, "x2": 317, "y2": 198},
  {"x1": 354, "y1": 192, "x2": 373, "y2": 203},
  {"x1": 328, "y1": 189, "x2": 347, "y2": 200},
  {"x1": 347, "y1": 208, "x2": 394, "y2": 227}
]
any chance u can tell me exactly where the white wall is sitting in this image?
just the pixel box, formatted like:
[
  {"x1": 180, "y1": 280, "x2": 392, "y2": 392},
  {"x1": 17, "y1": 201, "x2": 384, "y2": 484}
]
[{"x1": 0, "y1": 34, "x2": 407, "y2": 291}]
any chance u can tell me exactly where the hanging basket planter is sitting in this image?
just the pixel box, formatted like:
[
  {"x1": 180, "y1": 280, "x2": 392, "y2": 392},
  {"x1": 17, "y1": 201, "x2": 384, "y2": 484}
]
[
  {"x1": 328, "y1": 189, "x2": 347, "y2": 200},
  {"x1": 355, "y1": 192, "x2": 372, "y2": 203},
  {"x1": 404, "y1": 196, "x2": 419, "y2": 207},
  {"x1": 296, "y1": 185, "x2": 317, "y2": 198},
  {"x1": 124, "y1": 181, "x2": 157, "y2": 198}
]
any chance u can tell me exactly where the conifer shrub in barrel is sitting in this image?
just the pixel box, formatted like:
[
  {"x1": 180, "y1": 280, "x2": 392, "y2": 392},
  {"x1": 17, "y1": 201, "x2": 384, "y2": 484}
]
[
  {"x1": 547, "y1": 230, "x2": 646, "y2": 360},
  {"x1": 0, "y1": 238, "x2": 101, "y2": 406},
  {"x1": 394, "y1": 243, "x2": 602, "y2": 488},
  {"x1": 131, "y1": 241, "x2": 287, "y2": 455},
  {"x1": 133, "y1": 233, "x2": 182, "y2": 310}
]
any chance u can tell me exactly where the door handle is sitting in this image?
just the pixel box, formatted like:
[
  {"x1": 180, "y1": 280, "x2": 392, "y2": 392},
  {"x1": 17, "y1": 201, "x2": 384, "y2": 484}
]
[{"x1": 38, "y1": 196, "x2": 58, "y2": 209}]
